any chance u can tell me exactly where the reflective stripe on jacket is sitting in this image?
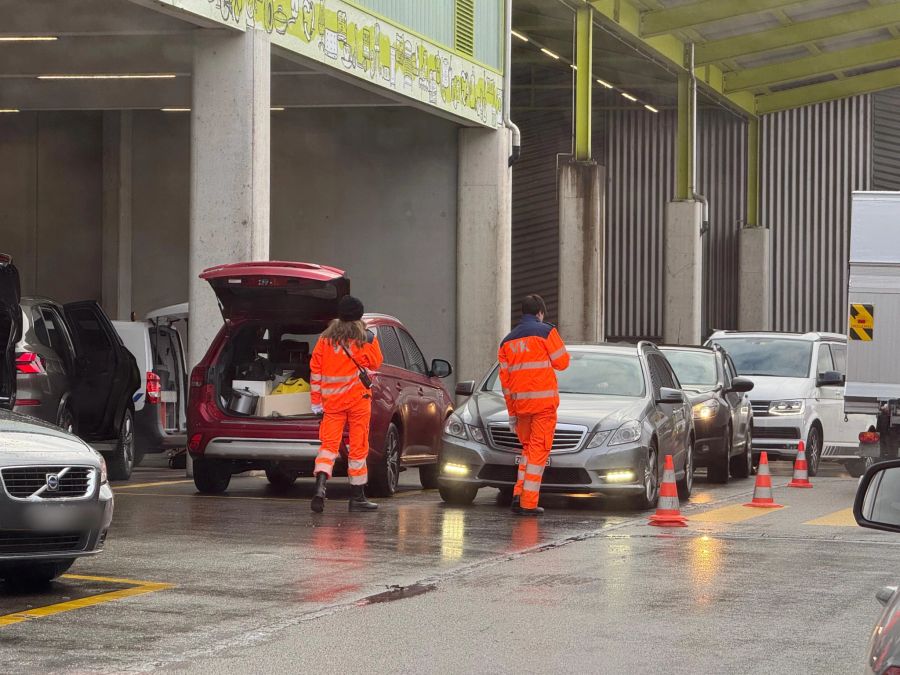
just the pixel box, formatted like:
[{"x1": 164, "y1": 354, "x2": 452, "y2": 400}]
[
  {"x1": 498, "y1": 315, "x2": 569, "y2": 416},
  {"x1": 310, "y1": 331, "x2": 383, "y2": 412}
]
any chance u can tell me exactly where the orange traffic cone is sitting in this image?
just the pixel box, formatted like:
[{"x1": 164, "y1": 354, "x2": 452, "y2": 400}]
[
  {"x1": 787, "y1": 441, "x2": 813, "y2": 488},
  {"x1": 649, "y1": 454, "x2": 687, "y2": 527},
  {"x1": 744, "y1": 451, "x2": 784, "y2": 508}
]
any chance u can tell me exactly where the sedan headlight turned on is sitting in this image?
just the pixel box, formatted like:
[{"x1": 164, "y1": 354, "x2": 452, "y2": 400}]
[{"x1": 692, "y1": 399, "x2": 720, "y2": 420}]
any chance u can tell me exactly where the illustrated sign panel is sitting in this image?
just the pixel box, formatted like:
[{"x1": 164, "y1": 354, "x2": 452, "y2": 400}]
[{"x1": 156, "y1": 0, "x2": 503, "y2": 127}]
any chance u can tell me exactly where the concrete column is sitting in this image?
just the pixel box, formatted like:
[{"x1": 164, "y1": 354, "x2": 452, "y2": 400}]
[
  {"x1": 558, "y1": 159, "x2": 604, "y2": 342},
  {"x1": 101, "y1": 111, "x2": 133, "y2": 320},
  {"x1": 189, "y1": 28, "x2": 271, "y2": 369},
  {"x1": 738, "y1": 226, "x2": 771, "y2": 331},
  {"x1": 663, "y1": 200, "x2": 703, "y2": 345},
  {"x1": 457, "y1": 127, "x2": 512, "y2": 384}
]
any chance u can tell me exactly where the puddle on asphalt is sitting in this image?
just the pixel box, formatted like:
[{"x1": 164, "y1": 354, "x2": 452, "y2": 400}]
[{"x1": 357, "y1": 583, "x2": 437, "y2": 605}]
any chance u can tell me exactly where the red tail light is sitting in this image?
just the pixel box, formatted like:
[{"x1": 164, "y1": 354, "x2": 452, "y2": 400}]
[
  {"x1": 15, "y1": 352, "x2": 45, "y2": 375},
  {"x1": 15, "y1": 399, "x2": 41, "y2": 407},
  {"x1": 188, "y1": 433, "x2": 203, "y2": 452},
  {"x1": 146, "y1": 371, "x2": 161, "y2": 405},
  {"x1": 860, "y1": 431, "x2": 881, "y2": 444},
  {"x1": 190, "y1": 365, "x2": 208, "y2": 389}
]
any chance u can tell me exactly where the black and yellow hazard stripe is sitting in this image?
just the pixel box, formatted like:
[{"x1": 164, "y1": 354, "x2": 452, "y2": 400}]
[{"x1": 849, "y1": 303, "x2": 874, "y2": 341}]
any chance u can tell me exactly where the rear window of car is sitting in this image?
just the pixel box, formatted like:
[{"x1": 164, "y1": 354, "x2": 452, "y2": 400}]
[
  {"x1": 709, "y1": 337, "x2": 812, "y2": 378},
  {"x1": 662, "y1": 350, "x2": 718, "y2": 389}
]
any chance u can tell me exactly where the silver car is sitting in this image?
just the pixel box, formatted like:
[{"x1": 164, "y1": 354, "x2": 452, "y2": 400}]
[{"x1": 438, "y1": 342, "x2": 695, "y2": 509}]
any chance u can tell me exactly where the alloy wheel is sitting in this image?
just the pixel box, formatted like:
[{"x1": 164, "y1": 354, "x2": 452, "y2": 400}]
[
  {"x1": 684, "y1": 440, "x2": 694, "y2": 493},
  {"x1": 644, "y1": 448, "x2": 659, "y2": 503},
  {"x1": 122, "y1": 411, "x2": 135, "y2": 473},
  {"x1": 386, "y1": 426, "x2": 400, "y2": 492},
  {"x1": 807, "y1": 427, "x2": 821, "y2": 476}
]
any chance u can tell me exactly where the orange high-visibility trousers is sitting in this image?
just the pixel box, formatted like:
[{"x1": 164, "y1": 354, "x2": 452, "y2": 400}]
[
  {"x1": 513, "y1": 409, "x2": 556, "y2": 509},
  {"x1": 315, "y1": 399, "x2": 371, "y2": 485}
]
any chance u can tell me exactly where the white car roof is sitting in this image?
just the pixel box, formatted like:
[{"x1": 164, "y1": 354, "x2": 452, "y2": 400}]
[
  {"x1": 708, "y1": 330, "x2": 846, "y2": 343},
  {"x1": 145, "y1": 302, "x2": 188, "y2": 321}
]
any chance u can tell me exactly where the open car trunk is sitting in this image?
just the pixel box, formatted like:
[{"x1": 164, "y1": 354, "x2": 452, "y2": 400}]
[{"x1": 0, "y1": 255, "x2": 22, "y2": 410}]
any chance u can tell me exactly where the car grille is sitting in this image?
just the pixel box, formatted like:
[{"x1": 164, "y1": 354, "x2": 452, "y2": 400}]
[
  {"x1": 0, "y1": 531, "x2": 85, "y2": 555},
  {"x1": 1, "y1": 466, "x2": 94, "y2": 500},
  {"x1": 478, "y1": 464, "x2": 592, "y2": 485},
  {"x1": 751, "y1": 401, "x2": 770, "y2": 417},
  {"x1": 754, "y1": 427, "x2": 802, "y2": 440},
  {"x1": 487, "y1": 424, "x2": 588, "y2": 454}
]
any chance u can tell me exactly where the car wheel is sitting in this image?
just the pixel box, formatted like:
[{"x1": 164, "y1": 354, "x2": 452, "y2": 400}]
[
  {"x1": 0, "y1": 559, "x2": 74, "y2": 585},
  {"x1": 846, "y1": 457, "x2": 875, "y2": 478},
  {"x1": 106, "y1": 407, "x2": 135, "y2": 481},
  {"x1": 438, "y1": 482, "x2": 479, "y2": 506},
  {"x1": 57, "y1": 405, "x2": 75, "y2": 435},
  {"x1": 730, "y1": 425, "x2": 753, "y2": 479},
  {"x1": 632, "y1": 443, "x2": 659, "y2": 510},
  {"x1": 677, "y1": 437, "x2": 694, "y2": 500},
  {"x1": 368, "y1": 422, "x2": 401, "y2": 498},
  {"x1": 496, "y1": 486, "x2": 515, "y2": 506},
  {"x1": 418, "y1": 462, "x2": 440, "y2": 490},
  {"x1": 193, "y1": 458, "x2": 232, "y2": 494},
  {"x1": 708, "y1": 428, "x2": 731, "y2": 484},
  {"x1": 265, "y1": 464, "x2": 298, "y2": 489},
  {"x1": 806, "y1": 425, "x2": 822, "y2": 477}
]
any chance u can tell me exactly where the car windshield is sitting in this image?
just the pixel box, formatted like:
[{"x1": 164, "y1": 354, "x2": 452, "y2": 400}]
[
  {"x1": 663, "y1": 350, "x2": 717, "y2": 389},
  {"x1": 487, "y1": 351, "x2": 645, "y2": 397},
  {"x1": 709, "y1": 338, "x2": 812, "y2": 378}
]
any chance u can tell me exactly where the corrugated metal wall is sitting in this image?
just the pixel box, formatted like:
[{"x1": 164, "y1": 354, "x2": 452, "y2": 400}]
[
  {"x1": 873, "y1": 89, "x2": 900, "y2": 191},
  {"x1": 474, "y1": 0, "x2": 503, "y2": 70},
  {"x1": 761, "y1": 97, "x2": 872, "y2": 333},
  {"x1": 352, "y1": 0, "x2": 455, "y2": 48}
]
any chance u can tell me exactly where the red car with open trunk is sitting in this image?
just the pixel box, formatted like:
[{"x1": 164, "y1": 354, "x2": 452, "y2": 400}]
[{"x1": 187, "y1": 261, "x2": 454, "y2": 496}]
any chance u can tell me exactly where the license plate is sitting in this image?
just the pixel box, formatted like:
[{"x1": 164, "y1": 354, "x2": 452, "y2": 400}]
[{"x1": 515, "y1": 456, "x2": 551, "y2": 466}]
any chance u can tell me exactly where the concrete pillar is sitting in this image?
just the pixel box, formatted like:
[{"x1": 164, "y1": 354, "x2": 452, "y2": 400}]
[
  {"x1": 738, "y1": 226, "x2": 771, "y2": 331},
  {"x1": 189, "y1": 28, "x2": 271, "y2": 369},
  {"x1": 457, "y1": 127, "x2": 511, "y2": 384},
  {"x1": 663, "y1": 200, "x2": 703, "y2": 345},
  {"x1": 101, "y1": 111, "x2": 133, "y2": 321},
  {"x1": 558, "y1": 159, "x2": 604, "y2": 342}
]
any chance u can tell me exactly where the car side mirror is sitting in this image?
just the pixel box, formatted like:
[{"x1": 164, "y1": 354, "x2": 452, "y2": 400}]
[
  {"x1": 430, "y1": 358, "x2": 452, "y2": 379},
  {"x1": 728, "y1": 377, "x2": 754, "y2": 394},
  {"x1": 816, "y1": 370, "x2": 844, "y2": 387},
  {"x1": 455, "y1": 380, "x2": 475, "y2": 396},
  {"x1": 854, "y1": 460, "x2": 900, "y2": 533},
  {"x1": 657, "y1": 387, "x2": 684, "y2": 405}
]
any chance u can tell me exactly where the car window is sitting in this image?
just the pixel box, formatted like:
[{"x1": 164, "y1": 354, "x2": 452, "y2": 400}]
[
  {"x1": 396, "y1": 328, "x2": 428, "y2": 376},
  {"x1": 31, "y1": 307, "x2": 51, "y2": 347},
  {"x1": 377, "y1": 326, "x2": 405, "y2": 369},
  {"x1": 42, "y1": 307, "x2": 73, "y2": 361},
  {"x1": 67, "y1": 307, "x2": 112, "y2": 356},
  {"x1": 710, "y1": 337, "x2": 813, "y2": 378},
  {"x1": 488, "y1": 351, "x2": 646, "y2": 397},
  {"x1": 649, "y1": 354, "x2": 676, "y2": 390},
  {"x1": 724, "y1": 356, "x2": 737, "y2": 385},
  {"x1": 646, "y1": 356, "x2": 663, "y2": 399},
  {"x1": 830, "y1": 344, "x2": 847, "y2": 375},
  {"x1": 662, "y1": 350, "x2": 717, "y2": 389},
  {"x1": 816, "y1": 344, "x2": 834, "y2": 375}
]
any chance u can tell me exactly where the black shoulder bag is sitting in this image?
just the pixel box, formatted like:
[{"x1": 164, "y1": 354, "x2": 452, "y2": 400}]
[{"x1": 341, "y1": 343, "x2": 373, "y2": 389}]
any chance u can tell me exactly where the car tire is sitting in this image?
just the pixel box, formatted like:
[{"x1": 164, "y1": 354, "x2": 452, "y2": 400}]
[
  {"x1": 57, "y1": 404, "x2": 75, "y2": 435},
  {"x1": 368, "y1": 422, "x2": 401, "y2": 498},
  {"x1": 708, "y1": 428, "x2": 731, "y2": 484},
  {"x1": 496, "y1": 486, "x2": 515, "y2": 506},
  {"x1": 438, "y1": 482, "x2": 479, "y2": 506},
  {"x1": 846, "y1": 457, "x2": 875, "y2": 478},
  {"x1": 193, "y1": 458, "x2": 232, "y2": 494},
  {"x1": 265, "y1": 464, "x2": 298, "y2": 489},
  {"x1": 632, "y1": 443, "x2": 659, "y2": 510},
  {"x1": 806, "y1": 425, "x2": 822, "y2": 477},
  {"x1": 730, "y1": 425, "x2": 753, "y2": 479},
  {"x1": 106, "y1": 407, "x2": 135, "y2": 482},
  {"x1": 418, "y1": 462, "x2": 440, "y2": 490},
  {"x1": 677, "y1": 437, "x2": 694, "y2": 501},
  {"x1": 0, "y1": 559, "x2": 74, "y2": 585}
]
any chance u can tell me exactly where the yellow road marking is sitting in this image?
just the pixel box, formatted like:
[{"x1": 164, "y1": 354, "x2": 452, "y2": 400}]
[
  {"x1": 691, "y1": 503, "x2": 787, "y2": 523},
  {"x1": 0, "y1": 574, "x2": 172, "y2": 628},
  {"x1": 114, "y1": 479, "x2": 194, "y2": 490},
  {"x1": 804, "y1": 507, "x2": 856, "y2": 527}
]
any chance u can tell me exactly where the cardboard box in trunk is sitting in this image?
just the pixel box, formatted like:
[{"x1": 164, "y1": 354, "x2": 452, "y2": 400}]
[{"x1": 257, "y1": 392, "x2": 312, "y2": 417}]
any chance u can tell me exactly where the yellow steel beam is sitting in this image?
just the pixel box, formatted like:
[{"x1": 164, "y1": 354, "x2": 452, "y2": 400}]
[
  {"x1": 575, "y1": 6, "x2": 593, "y2": 161},
  {"x1": 588, "y1": 0, "x2": 756, "y2": 116},
  {"x1": 757, "y1": 67, "x2": 900, "y2": 113},
  {"x1": 696, "y1": 4, "x2": 900, "y2": 65},
  {"x1": 641, "y1": 0, "x2": 805, "y2": 37},
  {"x1": 726, "y1": 37, "x2": 900, "y2": 93}
]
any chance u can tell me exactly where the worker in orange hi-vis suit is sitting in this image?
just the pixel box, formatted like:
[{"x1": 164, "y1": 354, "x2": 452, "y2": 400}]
[
  {"x1": 309, "y1": 295, "x2": 383, "y2": 514},
  {"x1": 498, "y1": 294, "x2": 570, "y2": 516}
]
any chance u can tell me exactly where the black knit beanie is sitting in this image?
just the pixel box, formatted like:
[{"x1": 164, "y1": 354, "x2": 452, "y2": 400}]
[{"x1": 338, "y1": 295, "x2": 364, "y2": 322}]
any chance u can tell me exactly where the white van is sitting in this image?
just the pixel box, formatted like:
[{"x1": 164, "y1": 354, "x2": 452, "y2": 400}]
[
  {"x1": 113, "y1": 303, "x2": 188, "y2": 464},
  {"x1": 707, "y1": 331, "x2": 876, "y2": 477}
]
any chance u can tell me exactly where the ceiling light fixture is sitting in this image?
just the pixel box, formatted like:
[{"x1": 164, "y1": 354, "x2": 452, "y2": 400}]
[
  {"x1": 271, "y1": 106, "x2": 285, "y2": 111},
  {"x1": 511, "y1": 30, "x2": 529, "y2": 43},
  {"x1": 0, "y1": 36, "x2": 58, "y2": 42},
  {"x1": 161, "y1": 107, "x2": 190, "y2": 112},
  {"x1": 570, "y1": 64, "x2": 577, "y2": 70},
  {"x1": 596, "y1": 78, "x2": 613, "y2": 89},
  {"x1": 621, "y1": 92, "x2": 637, "y2": 102},
  {"x1": 540, "y1": 48, "x2": 560, "y2": 60},
  {"x1": 0, "y1": 108, "x2": 20, "y2": 113},
  {"x1": 38, "y1": 73, "x2": 177, "y2": 80},
  {"x1": 644, "y1": 104, "x2": 659, "y2": 113}
]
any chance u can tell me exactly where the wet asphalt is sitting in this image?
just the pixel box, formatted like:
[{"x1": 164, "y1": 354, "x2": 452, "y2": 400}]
[{"x1": 0, "y1": 456, "x2": 897, "y2": 674}]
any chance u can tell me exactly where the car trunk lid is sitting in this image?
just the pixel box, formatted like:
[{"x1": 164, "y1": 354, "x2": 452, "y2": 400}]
[{"x1": 200, "y1": 261, "x2": 350, "y2": 323}]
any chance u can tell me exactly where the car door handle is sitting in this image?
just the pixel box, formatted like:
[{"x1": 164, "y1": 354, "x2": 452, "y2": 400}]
[
  {"x1": 395, "y1": 383, "x2": 403, "y2": 391},
  {"x1": 417, "y1": 387, "x2": 424, "y2": 395}
]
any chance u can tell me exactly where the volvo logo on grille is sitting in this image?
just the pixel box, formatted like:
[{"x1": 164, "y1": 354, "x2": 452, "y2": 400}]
[{"x1": 46, "y1": 474, "x2": 60, "y2": 492}]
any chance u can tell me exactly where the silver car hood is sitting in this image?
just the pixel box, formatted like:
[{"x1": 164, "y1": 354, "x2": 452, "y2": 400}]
[
  {"x1": 0, "y1": 410, "x2": 102, "y2": 466},
  {"x1": 468, "y1": 391, "x2": 649, "y2": 431}
]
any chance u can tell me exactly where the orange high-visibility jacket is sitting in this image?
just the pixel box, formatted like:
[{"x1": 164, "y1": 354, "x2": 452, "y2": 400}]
[
  {"x1": 498, "y1": 315, "x2": 570, "y2": 416},
  {"x1": 310, "y1": 331, "x2": 383, "y2": 412}
]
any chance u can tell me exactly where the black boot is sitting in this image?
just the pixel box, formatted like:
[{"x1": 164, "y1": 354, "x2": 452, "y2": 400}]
[
  {"x1": 349, "y1": 484, "x2": 378, "y2": 512},
  {"x1": 311, "y1": 472, "x2": 327, "y2": 513},
  {"x1": 510, "y1": 495, "x2": 521, "y2": 513}
]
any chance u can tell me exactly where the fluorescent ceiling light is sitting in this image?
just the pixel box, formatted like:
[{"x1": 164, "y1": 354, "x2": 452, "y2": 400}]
[
  {"x1": 0, "y1": 109, "x2": 20, "y2": 113},
  {"x1": 540, "y1": 48, "x2": 560, "y2": 60},
  {"x1": 0, "y1": 36, "x2": 58, "y2": 42},
  {"x1": 621, "y1": 92, "x2": 637, "y2": 102},
  {"x1": 161, "y1": 107, "x2": 190, "y2": 112},
  {"x1": 570, "y1": 64, "x2": 577, "y2": 70},
  {"x1": 37, "y1": 73, "x2": 177, "y2": 80},
  {"x1": 596, "y1": 78, "x2": 613, "y2": 89},
  {"x1": 644, "y1": 104, "x2": 659, "y2": 113},
  {"x1": 511, "y1": 30, "x2": 529, "y2": 43},
  {"x1": 271, "y1": 106, "x2": 285, "y2": 111}
]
